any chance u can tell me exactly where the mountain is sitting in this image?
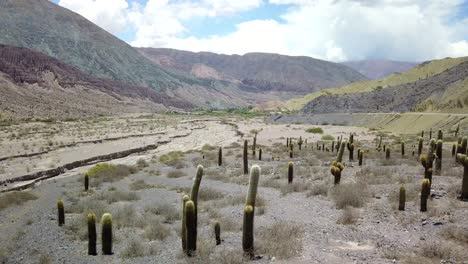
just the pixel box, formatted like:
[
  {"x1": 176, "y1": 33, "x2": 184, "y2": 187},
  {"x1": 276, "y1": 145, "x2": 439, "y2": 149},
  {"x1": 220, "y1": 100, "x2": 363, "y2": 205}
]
[
  {"x1": 342, "y1": 60, "x2": 418, "y2": 79},
  {"x1": 287, "y1": 57, "x2": 468, "y2": 111},
  {"x1": 137, "y1": 48, "x2": 368, "y2": 94},
  {"x1": 301, "y1": 59, "x2": 468, "y2": 114},
  {"x1": 0, "y1": 44, "x2": 192, "y2": 120}
]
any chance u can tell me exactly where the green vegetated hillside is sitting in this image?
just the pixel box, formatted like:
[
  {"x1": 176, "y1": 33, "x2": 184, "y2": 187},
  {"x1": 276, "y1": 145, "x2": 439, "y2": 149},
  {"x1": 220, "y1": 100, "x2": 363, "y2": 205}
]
[{"x1": 287, "y1": 56, "x2": 468, "y2": 111}]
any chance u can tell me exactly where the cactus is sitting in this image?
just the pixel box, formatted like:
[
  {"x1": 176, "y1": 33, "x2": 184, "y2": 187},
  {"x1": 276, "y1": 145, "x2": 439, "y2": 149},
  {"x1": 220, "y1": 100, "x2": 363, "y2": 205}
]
[
  {"x1": 84, "y1": 173, "x2": 89, "y2": 191},
  {"x1": 289, "y1": 149, "x2": 293, "y2": 159},
  {"x1": 456, "y1": 154, "x2": 468, "y2": 200},
  {"x1": 242, "y1": 205, "x2": 254, "y2": 257},
  {"x1": 401, "y1": 142, "x2": 405, "y2": 157},
  {"x1": 181, "y1": 195, "x2": 190, "y2": 252},
  {"x1": 398, "y1": 185, "x2": 406, "y2": 211},
  {"x1": 378, "y1": 135, "x2": 383, "y2": 151},
  {"x1": 286, "y1": 137, "x2": 289, "y2": 147},
  {"x1": 347, "y1": 141, "x2": 354, "y2": 161},
  {"x1": 87, "y1": 213, "x2": 97, "y2": 255},
  {"x1": 437, "y1": 129, "x2": 443, "y2": 140},
  {"x1": 455, "y1": 123, "x2": 460, "y2": 137},
  {"x1": 243, "y1": 140, "x2": 248, "y2": 174},
  {"x1": 214, "y1": 222, "x2": 221, "y2": 245},
  {"x1": 258, "y1": 148, "x2": 262, "y2": 161},
  {"x1": 57, "y1": 199, "x2": 65, "y2": 226},
  {"x1": 337, "y1": 140, "x2": 346, "y2": 163},
  {"x1": 421, "y1": 130, "x2": 424, "y2": 138},
  {"x1": 461, "y1": 137, "x2": 468, "y2": 154},
  {"x1": 383, "y1": 145, "x2": 386, "y2": 152},
  {"x1": 332, "y1": 141, "x2": 335, "y2": 152},
  {"x1": 420, "y1": 179, "x2": 431, "y2": 212},
  {"x1": 185, "y1": 201, "x2": 196, "y2": 256},
  {"x1": 421, "y1": 139, "x2": 436, "y2": 184},
  {"x1": 435, "y1": 140, "x2": 443, "y2": 175},
  {"x1": 418, "y1": 137, "x2": 423, "y2": 156},
  {"x1": 429, "y1": 128, "x2": 432, "y2": 139},
  {"x1": 101, "y1": 213, "x2": 113, "y2": 255},
  {"x1": 386, "y1": 147, "x2": 390, "y2": 159},
  {"x1": 218, "y1": 147, "x2": 222, "y2": 166},
  {"x1": 322, "y1": 143, "x2": 325, "y2": 152},
  {"x1": 330, "y1": 161, "x2": 344, "y2": 184},
  {"x1": 288, "y1": 162, "x2": 294, "y2": 184},
  {"x1": 358, "y1": 151, "x2": 363, "y2": 166},
  {"x1": 190, "y1": 165, "x2": 203, "y2": 243},
  {"x1": 252, "y1": 134, "x2": 257, "y2": 156},
  {"x1": 298, "y1": 136, "x2": 303, "y2": 150},
  {"x1": 246, "y1": 165, "x2": 260, "y2": 207},
  {"x1": 452, "y1": 144, "x2": 457, "y2": 157}
]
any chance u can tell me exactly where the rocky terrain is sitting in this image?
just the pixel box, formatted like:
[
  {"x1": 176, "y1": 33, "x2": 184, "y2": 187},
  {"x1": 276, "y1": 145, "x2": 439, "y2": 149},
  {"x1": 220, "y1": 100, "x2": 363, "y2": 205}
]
[
  {"x1": 302, "y1": 61, "x2": 468, "y2": 114},
  {"x1": 342, "y1": 60, "x2": 418, "y2": 79},
  {"x1": 0, "y1": 114, "x2": 467, "y2": 264}
]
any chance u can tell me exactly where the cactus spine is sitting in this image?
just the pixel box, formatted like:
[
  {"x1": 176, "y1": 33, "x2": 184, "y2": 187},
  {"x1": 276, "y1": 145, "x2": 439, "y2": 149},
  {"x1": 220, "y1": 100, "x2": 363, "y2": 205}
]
[
  {"x1": 420, "y1": 179, "x2": 431, "y2": 212},
  {"x1": 398, "y1": 185, "x2": 406, "y2": 211},
  {"x1": 190, "y1": 165, "x2": 203, "y2": 244},
  {"x1": 87, "y1": 213, "x2": 97, "y2": 255},
  {"x1": 57, "y1": 199, "x2": 65, "y2": 226},
  {"x1": 435, "y1": 140, "x2": 443, "y2": 175},
  {"x1": 181, "y1": 195, "x2": 190, "y2": 252},
  {"x1": 288, "y1": 162, "x2": 294, "y2": 184},
  {"x1": 259, "y1": 148, "x2": 262, "y2": 161},
  {"x1": 101, "y1": 213, "x2": 113, "y2": 255},
  {"x1": 243, "y1": 165, "x2": 260, "y2": 257},
  {"x1": 243, "y1": 140, "x2": 248, "y2": 174},
  {"x1": 185, "y1": 201, "x2": 196, "y2": 256},
  {"x1": 456, "y1": 154, "x2": 468, "y2": 200},
  {"x1": 214, "y1": 222, "x2": 221, "y2": 245},
  {"x1": 84, "y1": 173, "x2": 89, "y2": 191}
]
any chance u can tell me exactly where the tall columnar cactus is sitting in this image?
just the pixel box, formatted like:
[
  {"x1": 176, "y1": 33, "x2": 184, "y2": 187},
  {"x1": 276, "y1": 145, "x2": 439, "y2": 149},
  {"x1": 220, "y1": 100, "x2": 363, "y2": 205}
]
[
  {"x1": 399, "y1": 185, "x2": 406, "y2": 211},
  {"x1": 290, "y1": 149, "x2": 293, "y2": 159},
  {"x1": 420, "y1": 179, "x2": 431, "y2": 212},
  {"x1": 243, "y1": 140, "x2": 248, "y2": 175},
  {"x1": 286, "y1": 137, "x2": 289, "y2": 147},
  {"x1": 84, "y1": 173, "x2": 89, "y2": 191},
  {"x1": 288, "y1": 162, "x2": 294, "y2": 184},
  {"x1": 437, "y1": 129, "x2": 443, "y2": 140},
  {"x1": 461, "y1": 137, "x2": 468, "y2": 154},
  {"x1": 421, "y1": 130, "x2": 424, "y2": 138},
  {"x1": 214, "y1": 222, "x2": 221, "y2": 245},
  {"x1": 456, "y1": 154, "x2": 468, "y2": 200},
  {"x1": 298, "y1": 136, "x2": 303, "y2": 150},
  {"x1": 190, "y1": 165, "x2": 203, "y2": 243},
  {"x1": 218, "y1": 147, "x2": 222, "y2": 166},
  {"x1": 418, "y1": 137, "x2": 423, "y2": 156},
  {"x1": 57, "y1": 199, "x2": 65, "y2": 226},
  {"x1": 429, "y1": 128, "x2": 432, "y2": 139},
  {"x1": 383, "y1": 145, "x2": 386, "y2": 152},
  {"x1": 243, "y1": 165, "x2": 260, "y2": 257},
  {"x1": 421, "y1": 139, "x2": 436, "y2": 184},
  {"x1": 101, "y1": 213, "x2": 113, "y2": 255},
  {"x1": 332, "y1": 141, "x2": 335, "y2": 152},
  {"x1": 347, "y1": 141, "x2": 354, "y2": 161},
  {"x1": 259, "y1": 148, "x2": 262, "y2": 161},
  {"x1": 87, "y1": 213, "x2": 97, "y2": 256},
  {"x1": 455, "y1": 124, "x2": 460, "y2": 137},
  {"x1": 322, "y1": 143, "x2": 325, "y2": 152},
  {"x1": 252, "y1": 134, "x2": 257, "y2": 156},
  {"x1": 185, "y1": 201, "x2": 196, "y2": 256},
  {"x1": 435, "y1": 140, "x2": 443, "y2": 175},
  {"x1": 242, "y1": 205, "x2": 254, "y2": 257},
  {"x1": 401, "y1": 142, "x2": 405, "y2": 157},
  {"x1": 386, "y1": 147, "x2": 390, "y2": 159},
  {"x1": 358, "y1": 150, "x2": 363, "y2": 166},
  {"x1": 337, "y1": 140, "x2": 346, "y2": 163},
  {"x1": 181, "y1": 195, "x2": 190, "y2": 253},
  {"x1": 378, "y1": 135, "x2": 383, "y2": 151},
  {"x1": 452, "y1": 144, "x2": 457, "y2": 157}
]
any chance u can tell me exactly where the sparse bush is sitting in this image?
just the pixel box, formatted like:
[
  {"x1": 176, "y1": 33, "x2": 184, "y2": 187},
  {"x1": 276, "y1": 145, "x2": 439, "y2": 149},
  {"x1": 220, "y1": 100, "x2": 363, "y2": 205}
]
[
  {"x1": 146, "y1": 203, "x2": 180, "y2": 223},
  {"x1": 0, "y1": 191, "x2": 37, "y2": 211},
  {"x1": 96, "y1": 190, "x2": 139, "y2": 204},
  {"x1": 159, "y1": 151, "x2": 184, "y2": 166},
  {"x1": 120, "y1": 236, "x2": 146, "y2": 259},
  {"x1": 167, "y1": 169, "x2": 187, "y2": 178},
  {"x1": 306, "y1": 127, "x2": 324, "y2": 134},
  {"x1": 321, "y1": 135, "x2": 334, "y2": 141},
  {"x1": 87, "y1": 163, "x2": 136, "y2": 187},
  {"x1": 257, "y1": 222, "x2": 303, "y2": 259},
  {"x1": 331, "y1": 182, "x2": 368, "y2": 209},
  {"x1": 129, "y1": 180, "x2": 154, "y2": 190},
  {"x1": 144, "y1": 217, "x2": 171, "y2": 241},
  {"x1": 337, "y1": 206, "x2": 359, "y2": 225}
]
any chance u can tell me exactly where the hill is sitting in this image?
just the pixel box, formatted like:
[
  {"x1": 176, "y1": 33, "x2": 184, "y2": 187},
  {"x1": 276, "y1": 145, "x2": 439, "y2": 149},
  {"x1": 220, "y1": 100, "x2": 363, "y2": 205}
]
[
  {"x1": 287, "y1": 56, "x2": 468, "y2": 111},
  {"x1": 137, "y1": 48, "x2": 367, "y2": 94},
  {"x1": 342, "y1": 60, "x2": 418, "y2": 79}
]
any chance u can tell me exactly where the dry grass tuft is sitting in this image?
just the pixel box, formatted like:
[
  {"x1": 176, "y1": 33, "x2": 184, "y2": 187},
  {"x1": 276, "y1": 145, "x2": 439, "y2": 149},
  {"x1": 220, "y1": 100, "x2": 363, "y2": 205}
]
[
  {"x1": 256, "y1": 222, "x2": 303, "y2": 259},
  {"x1": 0, "y1": 191, "x2": 37, "y2": 211},
  {"x1": 336, "y1": 206, "x2": 359, "y2": 225},
  {"x1": 129, "y1": 180, "x2": 154, "y2": 190},
  {"x1": 331, "y1": 182, "x2": 369, "y2": 209},
  {"x1": 167, "y1": 169, "x2": 187, "y2": 178}
]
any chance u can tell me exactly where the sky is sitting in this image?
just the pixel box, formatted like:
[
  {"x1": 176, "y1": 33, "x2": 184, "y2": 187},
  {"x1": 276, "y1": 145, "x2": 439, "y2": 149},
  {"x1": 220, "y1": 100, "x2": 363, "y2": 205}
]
[{"x1": 50, "y1": 0, "x2": 468, "y2": 62}]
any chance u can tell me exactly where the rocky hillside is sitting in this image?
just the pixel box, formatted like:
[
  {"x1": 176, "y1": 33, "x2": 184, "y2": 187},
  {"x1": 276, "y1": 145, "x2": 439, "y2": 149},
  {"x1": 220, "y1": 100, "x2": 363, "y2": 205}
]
[
  {"x1": 302, "y1": 61, "x2": 468, "y2": 114},
  {"x1": 0, "y1": 44, "x2": 193, "y2": 120},
  {"x1": 342, "y1": 60, "x2": 418, "y2": 79},
  {"x1": 287, "y1": 57, "x2": 468, "y2": 110},
  {"x1": 137, "y1": 48, "x2": 367, "y2": 94}
]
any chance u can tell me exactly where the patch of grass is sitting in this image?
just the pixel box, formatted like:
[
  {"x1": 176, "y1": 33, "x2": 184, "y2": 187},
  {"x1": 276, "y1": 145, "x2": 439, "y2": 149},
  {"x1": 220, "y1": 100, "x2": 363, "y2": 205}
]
[
  {"x1": 166, "y1": 169, "x2": 187, "y2": 178},
  {"x1": 129, "y1": 180, "x2": 154, "y2": 191},
  {"x1": 96, "y1": 190, "x2": 139, "y2": 204},
  {"x1": 331, "y1": 182, "x2": 368, "y2": 209},
  {"x1": 337, "y1": 206, "x2": 359, "y2": 225},
  {"x1": 441, "y1": 225, "x2": 468, "y2": 245},
  {"x1": 305, "y1": 127, "x2": 323, "y2": 134},
  {"x1": 257, "y1": 222, "x2": 303, "y2": 259},
  {"x1": 0, "y1": 191, "x2": 37, "y2": 211},
  {"x1": 120, "y1": 236, "x2": 146, "y2": 259},
  {"x1": 159, "y1": 151, "x2": 184, "y2": 166},
  {"x1": 87, "y1": 163, "x2": 136, "y2": 187},
  {"x1": 321, "y1": 135, "x2": 334, "y2": 141},
  {"x1": 306, "y1": 181, "x2": 329, "y2": 197},
  {"x1": 145, "y1": 203, "x2": 180, "y2": 223},
  {"x1": 144, "y1": 217, "x2": 171, "y2": 241}
]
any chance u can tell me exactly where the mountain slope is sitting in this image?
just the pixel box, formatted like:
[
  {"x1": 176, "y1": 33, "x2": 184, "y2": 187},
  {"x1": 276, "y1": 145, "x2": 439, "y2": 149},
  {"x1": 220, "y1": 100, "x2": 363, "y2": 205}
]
[
  {"x1": 302, "y1": 60, "x2": 468, "y2": 114},
  {"x1": 287, "y1": 57, "x2": 468, "y2": 110},
  {"x1": 0, "y1": 44, "x2": 192, "y2": 119},
  {"x1": 137, "y1": 48, "x2": 368, "y2": 94},
  {"x1": 0, "y1": 0, "x2": 205, "y2": 91},
  {"x1": 342, "y1": 60, "x2": 418, "y2": 79}
]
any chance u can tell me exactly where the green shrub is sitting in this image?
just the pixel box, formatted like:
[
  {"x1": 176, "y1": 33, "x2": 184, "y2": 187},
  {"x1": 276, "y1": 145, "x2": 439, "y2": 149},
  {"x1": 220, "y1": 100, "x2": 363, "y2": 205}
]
[
  {"x1": 321, "y1": 135, "x2": 334, "y2": 140},
  {"x1": 306, "y1": 127, "x2": 324, "y2": 134},
  {"x1": 86, "y1": 163, "x2": 136, "y2": 187},
  {"x1": 159, "y1": 151, "x2": 184, "y2": 166}
]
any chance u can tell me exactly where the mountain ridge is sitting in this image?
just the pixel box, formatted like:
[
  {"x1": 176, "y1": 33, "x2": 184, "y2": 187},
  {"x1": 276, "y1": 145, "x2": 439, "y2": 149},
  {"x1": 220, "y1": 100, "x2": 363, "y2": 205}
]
[{"x1": 342, "y1": 60, "x2": 418, "y2": 79}]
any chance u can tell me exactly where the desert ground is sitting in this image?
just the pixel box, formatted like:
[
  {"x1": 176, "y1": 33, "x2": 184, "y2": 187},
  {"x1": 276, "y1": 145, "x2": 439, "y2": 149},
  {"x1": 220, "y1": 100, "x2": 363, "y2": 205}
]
[{"x1": 0, "y1": 114, "x2": 467, "y2": 264}]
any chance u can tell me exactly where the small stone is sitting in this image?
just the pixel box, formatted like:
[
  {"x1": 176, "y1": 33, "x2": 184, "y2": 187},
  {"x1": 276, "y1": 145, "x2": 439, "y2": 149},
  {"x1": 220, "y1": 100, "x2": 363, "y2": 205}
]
[{"x1": 433, "y1": 221, "x2": 443, "y2": 226}]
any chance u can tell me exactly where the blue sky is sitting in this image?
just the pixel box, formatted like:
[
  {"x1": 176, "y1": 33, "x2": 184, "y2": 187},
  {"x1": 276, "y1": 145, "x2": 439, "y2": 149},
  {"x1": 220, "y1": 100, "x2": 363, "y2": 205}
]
[{"x1": 51, "y1": 0, "x2": 468, "y2": 62}]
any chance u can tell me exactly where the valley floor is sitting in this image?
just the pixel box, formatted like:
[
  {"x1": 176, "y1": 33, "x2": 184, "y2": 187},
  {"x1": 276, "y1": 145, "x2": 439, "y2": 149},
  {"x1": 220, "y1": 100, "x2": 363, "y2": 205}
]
[{"x1": 0, "y1": 114, "x2": 467, "y2": 263}]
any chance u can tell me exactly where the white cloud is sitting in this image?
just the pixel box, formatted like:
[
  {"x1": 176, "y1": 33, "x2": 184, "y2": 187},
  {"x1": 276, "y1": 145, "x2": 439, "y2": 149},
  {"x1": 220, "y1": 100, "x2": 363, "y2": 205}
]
[{"x1": 56, "y1": 0, "x2": 468, "y2": 61}]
